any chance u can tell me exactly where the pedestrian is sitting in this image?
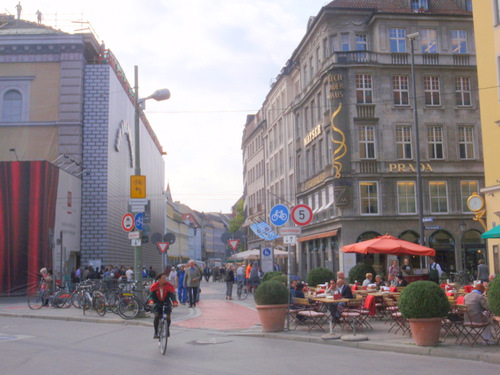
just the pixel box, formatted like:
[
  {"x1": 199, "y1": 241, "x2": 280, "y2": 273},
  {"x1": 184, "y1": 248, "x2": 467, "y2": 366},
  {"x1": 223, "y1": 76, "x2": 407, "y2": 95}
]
[
  {"x1": 35, "y1": 9, "x2": 42, "y2": 24},
  {"x1": 477, "y1": 260, "x2": 489, "y2": 284},
  {"x1": 168, "y1": 266, "x2": 177, "y2": 288},
  {"x1": 125, "y1": 266, "x2": 134, "y2": 282},
  {"x1": 245, "y1": 263, "x2": 252, "y2": 284},
  {"x1": 203, "y1": 264, "x2": 211, "y2": 282},
  {"x1": 249, "y1": 262, "x2": 260, "y2": 288},
  {"x1": 15, "y1": 2, "x2": 22, "y2": 20},
  {"x1": 388, "y1": 260, "x2": 399, "y2": 285},
  {"x1": 177, "y1": 265, "x2": 187, "y2": 304},
  {"x1": 184, "y1": 260, "x2": 202, "y2": 308},
  {"x1": 225, "y1": 264, "x2": 235, "y2": 300},
  {"x1": 148, "y1": 266, "x2": 156, "y2": 279},
  {"x1": 428, "y1": 257, "x2": 442, "y2": 284}
]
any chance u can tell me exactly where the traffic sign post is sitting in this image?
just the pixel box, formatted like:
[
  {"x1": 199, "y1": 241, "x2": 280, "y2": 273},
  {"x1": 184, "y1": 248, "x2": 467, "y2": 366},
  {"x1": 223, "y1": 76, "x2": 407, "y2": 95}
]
[
  {"x1": 269, "y1": 204, "x2": 290, "y2": 227},
  {"x1": 291, "y1": 204, "x2": 313, "y2": 226},
  {"x1": 130, "y1": 175, "x2": 146, "y2": 198},
  {"x1": 157, "y1": 242, "x2": 169, "y2": 253},
  {"x1": 228, "y1": 239, "x2": 240, "y2": 251},
  {"x1": 134, "y1": 212, "x2": 144, "y2": 231},
  {"x1": 283, "y1": 235, "x2": 296, "y2": 245},
  {"x1": 121, "y1": 213, "x2": 135, "y2": 232}
]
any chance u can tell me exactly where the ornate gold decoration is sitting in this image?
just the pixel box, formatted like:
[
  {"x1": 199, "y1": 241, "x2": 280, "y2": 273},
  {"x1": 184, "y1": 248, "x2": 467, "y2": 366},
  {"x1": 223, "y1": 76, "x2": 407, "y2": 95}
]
[{"x1": 331, "y1": 103, "x2": 346, "y2": 179}]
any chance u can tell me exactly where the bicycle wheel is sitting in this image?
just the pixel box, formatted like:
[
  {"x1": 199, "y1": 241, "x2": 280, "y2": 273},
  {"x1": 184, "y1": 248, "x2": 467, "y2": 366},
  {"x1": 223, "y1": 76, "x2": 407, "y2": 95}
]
[
  {"x1": 94, "y1": 295, "x2": 106, "y2": 317},
  {"x1": 240, "y1": 286, "x2": 248, "y2": 300},
  {"x1": 53, "y1": 291, "x2": 71, "y2": 308},
  {"x1": 159, "y1": 319, "x2": 168, "y2": 355},
  {"x1": 82, "y1": 293, "x2": 92, "y2": 315},
  {"x1": 108, "y1": 293, "x2": 120, "y2": 314},
  {"x1": 71, "y1": 291, "x2": 82, "y2": 308},
  {"x1": 28, "y1": 293, "x2": 43, "y2": 310},
  {"x1": 118, "y1": 295, "x2": 140, "y2": 319}
]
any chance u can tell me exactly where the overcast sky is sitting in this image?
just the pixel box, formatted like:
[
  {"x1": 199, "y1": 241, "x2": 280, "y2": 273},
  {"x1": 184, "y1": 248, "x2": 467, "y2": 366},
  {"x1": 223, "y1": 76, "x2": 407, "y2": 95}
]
[{"x1": 14, "y1": 0, "x2": 329, "y2": 213}]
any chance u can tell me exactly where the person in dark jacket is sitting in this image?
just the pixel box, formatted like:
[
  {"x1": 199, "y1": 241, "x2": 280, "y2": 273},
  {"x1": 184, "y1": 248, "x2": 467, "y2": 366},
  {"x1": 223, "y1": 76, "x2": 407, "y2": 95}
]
[
  {"x1": 149, "y1": 273, "x2": 178, "y2": 339},
  {"x1": 225, "y1": 265, "x2": 235, "y2": 300}
]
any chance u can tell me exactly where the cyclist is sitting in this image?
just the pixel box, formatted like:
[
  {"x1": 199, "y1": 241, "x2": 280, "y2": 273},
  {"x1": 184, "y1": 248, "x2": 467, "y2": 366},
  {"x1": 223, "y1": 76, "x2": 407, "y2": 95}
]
[{"x1": 149, "y1": 273, "x2": 178, "y2": 339}]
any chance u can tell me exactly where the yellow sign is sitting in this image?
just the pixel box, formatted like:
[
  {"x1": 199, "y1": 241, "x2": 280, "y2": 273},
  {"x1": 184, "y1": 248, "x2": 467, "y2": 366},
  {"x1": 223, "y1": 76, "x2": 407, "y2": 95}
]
[{"x1": 130, "y1": 175, "x2": 146, "y2": 198}]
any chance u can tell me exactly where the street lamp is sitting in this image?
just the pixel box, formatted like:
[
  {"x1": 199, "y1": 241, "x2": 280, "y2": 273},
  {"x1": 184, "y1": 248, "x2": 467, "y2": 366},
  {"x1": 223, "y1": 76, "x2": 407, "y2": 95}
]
[
  {"x1": 133, "y1": 65, "x2": 170, "y2": 300},
  {"x1": 460, "y1": 221, "x2": 467, "y2": 271},
  {"x1": 408, "y1": 32, "x2": 425, "y2": 246}
]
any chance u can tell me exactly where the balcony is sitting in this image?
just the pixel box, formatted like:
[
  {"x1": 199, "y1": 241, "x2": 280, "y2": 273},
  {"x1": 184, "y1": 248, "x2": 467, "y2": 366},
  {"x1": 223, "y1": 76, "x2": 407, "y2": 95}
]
[
  {"x1": 355, "y1": 104, "x2": 376, "y2": 119},
  {"x1": 422, "y1": 54, "x2": 439, "y2": 65},
  {"x1": 359, "y1": 160, "x2": 378, "y2": 174},
  {"x1": 334, "y1": 51, "x2": 377, "y2": 64},
  {"x1": 391, "y1": 53, "x2": 408, "y2": 65},
  {"x1": 453, "y1": 54, "x2": 470, "y2": 66}
]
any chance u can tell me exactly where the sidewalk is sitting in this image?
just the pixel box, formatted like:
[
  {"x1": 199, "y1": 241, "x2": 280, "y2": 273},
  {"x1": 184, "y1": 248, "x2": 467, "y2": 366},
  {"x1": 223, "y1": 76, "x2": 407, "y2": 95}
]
[{"x1": 1, "y1": 282, "x2": 499, "y2": 365}]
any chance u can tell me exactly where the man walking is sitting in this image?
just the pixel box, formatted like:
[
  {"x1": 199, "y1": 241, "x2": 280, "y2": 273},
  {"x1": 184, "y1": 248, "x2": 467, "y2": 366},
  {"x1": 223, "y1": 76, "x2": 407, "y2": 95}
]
[{"x1": 184, "y1": 260, "x2": 202, "y2": 308}]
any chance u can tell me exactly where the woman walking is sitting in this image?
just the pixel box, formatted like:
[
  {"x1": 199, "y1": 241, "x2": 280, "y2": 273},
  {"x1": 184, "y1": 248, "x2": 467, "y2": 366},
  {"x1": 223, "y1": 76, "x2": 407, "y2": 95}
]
[{"x1": 225, "y1": 264, "x2": 235, "y2": 300}]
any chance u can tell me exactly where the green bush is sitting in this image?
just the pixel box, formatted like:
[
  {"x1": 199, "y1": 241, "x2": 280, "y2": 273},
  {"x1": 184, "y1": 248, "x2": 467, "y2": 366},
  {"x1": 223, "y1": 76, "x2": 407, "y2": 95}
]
[
  {"x1": 306, "y1": 267, "x2": 335, "y2": 287},
  {"x1": 488, "y1": 275, "x2": 500, "y2": 316},
  {"x1": 270, "y1": 274, "x2": 287, "y2": 284},
  {"x1": 348, "y1": 263, "x2": 376, "y2": 284},
  {"x1": 254, "y1": 280, "x2": 289, "y2": 305},
  {"x1": 262, "y1": 271, "x2": 283, "y2": 282},
  {"x1": 398, "y1": 281, "x2": 450, "y2": 319}
]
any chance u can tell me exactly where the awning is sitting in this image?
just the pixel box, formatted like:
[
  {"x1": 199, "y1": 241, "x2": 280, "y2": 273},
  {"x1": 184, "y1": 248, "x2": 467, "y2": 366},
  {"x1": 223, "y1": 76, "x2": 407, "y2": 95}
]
[
  {"x1": 481, "y1": 226, "x2": 500, "y2": 239},
  {"x1": 298, "y1": 230, "x2": 338, "y2": 242}
]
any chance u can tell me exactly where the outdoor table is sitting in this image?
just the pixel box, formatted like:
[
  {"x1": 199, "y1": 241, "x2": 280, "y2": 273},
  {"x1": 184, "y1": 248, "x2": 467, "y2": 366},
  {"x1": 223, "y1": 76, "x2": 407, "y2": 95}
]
[{"x1": 310, "y1": 297, "x2": 350, "y2": 334}]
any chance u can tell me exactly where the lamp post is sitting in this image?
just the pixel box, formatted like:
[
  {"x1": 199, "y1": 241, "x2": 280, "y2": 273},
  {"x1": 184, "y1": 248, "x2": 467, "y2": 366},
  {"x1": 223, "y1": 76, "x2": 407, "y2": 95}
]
[
  {"x1": 408, "y1": 32, "x2": 425, "y2": 247},
  {"x1": 460, "y1": 221, "x2": 467, "y2": 272},
  {"x1": 133, "y1": 65, "x2": 170, "y2": 305}
]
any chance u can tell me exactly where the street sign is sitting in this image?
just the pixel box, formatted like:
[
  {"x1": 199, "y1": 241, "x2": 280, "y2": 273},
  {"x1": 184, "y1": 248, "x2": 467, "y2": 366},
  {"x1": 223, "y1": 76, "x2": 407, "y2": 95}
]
[
  {"x1": 269, "y1": 204, "x2": 289, "y2": 227},
  {"x1": 291, "y1": 204, "x2": 313, "y2": 226},
  {"x1": 121, "y1": 213, "x2": 135, "y2": 232},
  {"x1": 422, "y1": 217, "x2": 434, "y2": 223},
  {"x1": 283, "y1": 235, "x2": 296, "y2": 244},
  {"x1": 128, "y1": 231, "x2": 141, "y2": 239},
  {"x1": 228, "y1": 239, "x2": 240, "y2": 251},
  {"x1": 130, "y1": 205, "x2": 146, "y2": 213},
  {"x1": 131, "y1": 238, "x2": 141, "y2": 246},
  {"x1": 157, "y1": 242, "x2": 169, "y2": 253},
  {"x1": 425, "y1": 225, "x2": 441, "y2": 230},
  {"x1": 280, "y1": 227, "x2": 302, "y2": 235},
  {"x1": 134, "y1": 212, "x2": 144, "y2": 231},
  {"x1": 164, "y1": 233, "x2": 176, "y2": 244},
  {"x1": 129, "y1": 198, "x2": 148, "y2": 205},
  {"x1": 130, "y1": 175, "x2": 146, "y2": 198}
]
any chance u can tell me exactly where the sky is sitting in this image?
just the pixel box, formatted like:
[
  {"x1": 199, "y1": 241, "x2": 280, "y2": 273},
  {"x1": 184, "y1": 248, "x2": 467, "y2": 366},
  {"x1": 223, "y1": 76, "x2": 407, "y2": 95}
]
[{"x1": 12, "y1": 0, "x2": 330, "y2": 213}]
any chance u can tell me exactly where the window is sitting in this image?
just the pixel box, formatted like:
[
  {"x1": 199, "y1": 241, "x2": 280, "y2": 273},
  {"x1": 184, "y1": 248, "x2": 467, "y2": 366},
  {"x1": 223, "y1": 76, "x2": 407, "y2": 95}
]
[
  {"x1": 455, "y1": 76, "x2": 471, "y2": 106},
  {"x1": 2, "y1": 89, "x2": 22, "y2": 122},
  {"x1": 318, "y1": 141, "x2": 323, "y2": 171},
  {"x1": 420, "y1": 29, "x2": 437, "y2": 53},
  {"x1": 329, "y1": 35, "x2": 337, "y2": 54},
  {"x1": 451, "y1": 30, "x2": 467, "y2": 54},
  {"x1": 465, "y1": 1, "x2": 472, "y2": 12},
  {"x1": 396, "y1": 125, "x2": 412, "y2": 159},
  {"x1": 397, "y1": 181, "x2": 416, "y2": 214},
  {"x1": 461, "y1": 181, "x2": 478, "y2": 212},
  {"x1": 393, "y1": 75, "x2": 409, "y2": 105},
  {"x1": 323, "y1": 38, "x2": 329, "y2": 59},
  {"x1": 312, "y1": 145, "x2": 317, "y2": 174},
  {"x1": 412, "y1": 0, "x2": 428, "y2": 11},
  {"x1": 429, "y1": 181, "x2": 448, "y2": 213},
  {"x1": 355, "y1": 34, "x2": 367, "y2": 51},
  {"x1": 458, "y1": 125, "x2": 474, "y2": 159},
  {"x1": 496, "y1": 0, "x2": 500, "y2": 25},
  {"x1": 356, "y1": 74, "x2": 372, "y2": 104},
  {"x1": 341, "y1": 33, "x2": 350, "y2": 51},
  {"x1": 389, "y1": 28, "x2": 406, "y2": 53},
  {"x1": 317, "y1": 92, "x2": 322, "y2": 121},
  {"x1": 303, "y1": 64, "x2": 308, "y2": 87},
  {"x1": 424, "y1": 76, "x2": 440, "y2": 106},
  {"x1": 359, "y1": 125, "x2": 376, "y2": 159},
  {"x1": 360, "y1": 182, "x2": 379, "y2": 215},
  {"x1": 309, "y1": 57, "x2": 314, "y2": 80},
  {"x1": 428, "y1": 126, "x2": 444, "y2": 159}
]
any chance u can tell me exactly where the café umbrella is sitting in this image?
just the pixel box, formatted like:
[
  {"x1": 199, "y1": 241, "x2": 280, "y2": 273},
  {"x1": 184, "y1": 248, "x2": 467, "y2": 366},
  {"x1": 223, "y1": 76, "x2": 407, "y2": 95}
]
[{"x1": 342, "y1": 234, "x2": 436, "y2": 256}]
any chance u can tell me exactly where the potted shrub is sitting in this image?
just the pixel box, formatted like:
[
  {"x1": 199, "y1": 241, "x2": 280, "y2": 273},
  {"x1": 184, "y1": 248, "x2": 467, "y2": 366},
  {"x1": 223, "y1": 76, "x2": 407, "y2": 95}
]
[
  {"x1": 306, "y1": 267, "x2": 335, "y2": 287},
  {"x1": 262, "y1": 271, "x2": 283, "y2": 282},
  {"x1": 398, "y1": 280, "x2": 450, "y2": 346},
  {"x1": 254, "y1": 280, "x2": 289, "y2": 332},
  {"x1": 488, "y1": 276, "x2": 500, "y2": 326},
  {"x1": 348, "y1": 263, "x2": 376, "y2": 284}
]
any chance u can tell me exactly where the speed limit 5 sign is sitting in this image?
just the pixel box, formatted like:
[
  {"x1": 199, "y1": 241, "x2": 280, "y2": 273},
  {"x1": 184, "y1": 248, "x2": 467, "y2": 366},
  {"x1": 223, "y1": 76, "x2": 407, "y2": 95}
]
[{"x1": 291, "y1": 204, "x2": 313, "y2": 226}]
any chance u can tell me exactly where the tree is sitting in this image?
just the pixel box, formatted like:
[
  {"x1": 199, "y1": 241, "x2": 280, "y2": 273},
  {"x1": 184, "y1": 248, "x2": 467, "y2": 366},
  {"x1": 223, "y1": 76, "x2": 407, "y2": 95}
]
[{"x1": 228, "y1": 199, "x2": 244, "y2": 234}]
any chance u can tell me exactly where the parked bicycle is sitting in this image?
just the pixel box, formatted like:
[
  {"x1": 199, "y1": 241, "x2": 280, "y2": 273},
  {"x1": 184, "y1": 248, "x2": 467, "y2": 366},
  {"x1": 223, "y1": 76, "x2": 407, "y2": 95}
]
[
  {"x1": 81, "y1": 284, "x2": 106, "y2": 316},
  {"x1": 117, "y1": 281, "x2": 152, "y2": 319},
  {"x1": 449, "y1": 270, "x2": 475, "y2": 285}
]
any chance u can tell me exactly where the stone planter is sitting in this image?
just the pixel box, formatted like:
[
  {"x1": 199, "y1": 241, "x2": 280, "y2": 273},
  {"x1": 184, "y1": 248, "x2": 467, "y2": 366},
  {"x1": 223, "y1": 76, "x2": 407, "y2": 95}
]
[
  {"x1": 408, "y1": 317, "x2": 443, "y2": 346},
  {"x1": 255, "y1": 304, "x2": 288, "y2": 332}
]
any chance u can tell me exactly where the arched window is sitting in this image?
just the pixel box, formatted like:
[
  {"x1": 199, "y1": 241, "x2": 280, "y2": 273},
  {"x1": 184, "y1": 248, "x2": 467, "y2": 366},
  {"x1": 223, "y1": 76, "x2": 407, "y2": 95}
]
[
  {"x1": 2, "y1": 89, "x2": 22, "y2": 122},
  {"x1": 356, "y1": 231, "x2": 380, "y2": 242},
  {"x1": 399, "y1": 230, "x2": 419, "y2": 244}
]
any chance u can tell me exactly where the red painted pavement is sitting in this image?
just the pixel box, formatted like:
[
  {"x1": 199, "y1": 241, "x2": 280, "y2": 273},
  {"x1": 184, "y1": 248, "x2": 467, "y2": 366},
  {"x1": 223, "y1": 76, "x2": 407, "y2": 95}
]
[{"x1": 174, "y1": 300, "x2": 259, "y2": 330}]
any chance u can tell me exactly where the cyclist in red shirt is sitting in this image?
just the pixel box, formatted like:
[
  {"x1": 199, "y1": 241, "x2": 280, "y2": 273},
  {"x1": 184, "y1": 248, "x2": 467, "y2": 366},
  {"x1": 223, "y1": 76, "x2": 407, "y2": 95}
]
[{"x1": 149, "y1": 273, "x2": 178, "y2": 339}]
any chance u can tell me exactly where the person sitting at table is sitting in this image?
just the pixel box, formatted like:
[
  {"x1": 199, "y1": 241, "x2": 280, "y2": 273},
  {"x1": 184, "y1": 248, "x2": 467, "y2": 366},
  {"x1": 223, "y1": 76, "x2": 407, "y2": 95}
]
[
  {"x1": 395, "y1": 273, "x2": 408, "y2": 287},
  {"x1": 337, "y1": 271, "x2": 345, "y2": 281},
  {"x1": 326, "y1": 279, "x2": 337, "y2": 294},
  {"x1": 362, "y1": 273, "x2": 373, "y2": 287},
  {"x1": 375, "y1": 275, "x2": 386, "y2": 290},
  {"x1": 401, "y1": 257, "x2": 413, "y2": 276},
  {"x1": 289, "y1": 279, "x2": 298, "y2": 303},
  {"x1": 328, "y1": 279, "x2": 354, "y2": 323},
  {"x1": 295, "y1": 283, "x2": 306, "y2": 299},
  {"x1": 464, "y1": 284, "x2": 494, "y2": 344}
]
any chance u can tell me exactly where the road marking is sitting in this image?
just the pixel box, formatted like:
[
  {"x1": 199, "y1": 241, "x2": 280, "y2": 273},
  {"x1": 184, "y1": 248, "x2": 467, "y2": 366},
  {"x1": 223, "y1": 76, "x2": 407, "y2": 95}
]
[{"x1": 0, "y1": 333, "x2": 33, "y2": 342}]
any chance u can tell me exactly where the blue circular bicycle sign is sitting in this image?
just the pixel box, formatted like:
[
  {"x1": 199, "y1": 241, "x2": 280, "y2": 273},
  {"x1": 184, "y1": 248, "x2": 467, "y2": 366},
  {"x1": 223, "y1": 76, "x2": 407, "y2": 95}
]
[{"x1": 269, "y1": 204, "x2": 289, "y2": 227}]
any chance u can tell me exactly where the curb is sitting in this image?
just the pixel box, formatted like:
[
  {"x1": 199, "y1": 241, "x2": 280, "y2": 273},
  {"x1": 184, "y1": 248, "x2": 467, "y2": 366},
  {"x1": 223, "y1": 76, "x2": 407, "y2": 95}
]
[{"x1": 0, "y1": 312, "x2": 152, "y2": 327}]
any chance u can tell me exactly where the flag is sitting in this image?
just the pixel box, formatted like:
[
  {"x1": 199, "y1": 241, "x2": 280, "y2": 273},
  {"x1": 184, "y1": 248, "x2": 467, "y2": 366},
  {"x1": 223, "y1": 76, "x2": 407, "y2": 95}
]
[{"x1": 250, "y1": 222, "x2": 280, "y2": 241}]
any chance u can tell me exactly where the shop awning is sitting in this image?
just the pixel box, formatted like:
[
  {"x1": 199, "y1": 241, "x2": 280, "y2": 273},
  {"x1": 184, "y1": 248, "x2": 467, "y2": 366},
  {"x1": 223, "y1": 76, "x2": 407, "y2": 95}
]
[
  {"x1": 481, "y1": 225, "x2": 500, "y2": 239},
  {"x1": 298, "y1": 230, "x2": 338, "y2": 242}
]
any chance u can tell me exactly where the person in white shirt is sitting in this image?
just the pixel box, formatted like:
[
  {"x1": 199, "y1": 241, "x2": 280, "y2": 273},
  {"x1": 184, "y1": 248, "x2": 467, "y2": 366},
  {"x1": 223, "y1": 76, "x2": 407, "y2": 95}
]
[
  {"x1": 125, "y1": 267, "x2": 134, "y2": 281},
  {"x1": 168, "y1": 267, "x2": 178, "y2": 288}
]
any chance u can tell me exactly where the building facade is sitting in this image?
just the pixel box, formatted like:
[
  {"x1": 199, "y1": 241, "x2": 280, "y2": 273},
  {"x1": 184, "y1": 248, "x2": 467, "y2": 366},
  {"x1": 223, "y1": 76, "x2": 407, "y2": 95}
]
[
  {"x1": 473, "y1": 0, "x2": 500, "y2": 276},
  {"x1": 243, "y1": 0, "x2": 485, "y2": 280}
]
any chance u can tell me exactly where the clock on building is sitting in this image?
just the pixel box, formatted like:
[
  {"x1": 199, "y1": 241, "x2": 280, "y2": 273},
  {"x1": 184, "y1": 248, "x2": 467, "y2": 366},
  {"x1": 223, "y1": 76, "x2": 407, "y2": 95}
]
[{"x1": 467, "y1": 194, "x2": 485, "y2": 212}]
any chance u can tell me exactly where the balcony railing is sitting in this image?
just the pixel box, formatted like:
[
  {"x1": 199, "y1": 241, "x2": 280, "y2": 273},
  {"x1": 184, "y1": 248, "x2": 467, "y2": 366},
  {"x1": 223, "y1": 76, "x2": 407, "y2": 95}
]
[
  {"x1": 359, "y1": 160, "x2": 378, "y2": 174},
  {"x1": 356, "y1": 104, "x2": 376, "y2": 119},
  {"x1": 422, "y1": 54, "x2": 439, "y2": 65},
  {"x1": 453, "y1": 54, "x2": 470, "y2": 66},
  {"x1": 391, "y1": 53, "x2": 408, "y2": 65},
  {"x1": 334, "y1": 51, "x2": 377, "y2": 64}
]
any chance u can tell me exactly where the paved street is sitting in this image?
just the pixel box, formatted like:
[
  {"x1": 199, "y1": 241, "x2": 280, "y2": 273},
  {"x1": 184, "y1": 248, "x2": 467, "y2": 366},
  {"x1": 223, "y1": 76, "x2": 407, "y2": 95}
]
[{"x1": 1, "y1": 280, "x2": 500, "y2": 373}]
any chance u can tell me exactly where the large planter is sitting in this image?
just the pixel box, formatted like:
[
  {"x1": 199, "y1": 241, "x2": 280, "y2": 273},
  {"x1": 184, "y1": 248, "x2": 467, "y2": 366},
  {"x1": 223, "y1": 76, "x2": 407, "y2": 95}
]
[
  {"x1": 408, "y1": 317, "x2": 442, "y2": 346},
  {"x1": 255, "y1": 304, "x2": 288, "y2": 332}
]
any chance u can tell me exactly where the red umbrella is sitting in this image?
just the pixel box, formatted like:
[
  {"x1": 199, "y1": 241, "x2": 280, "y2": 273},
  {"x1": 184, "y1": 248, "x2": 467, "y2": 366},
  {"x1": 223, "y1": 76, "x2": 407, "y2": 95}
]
[{"x1": 342, "y1": 234, "x2": 435, "y2": 256}]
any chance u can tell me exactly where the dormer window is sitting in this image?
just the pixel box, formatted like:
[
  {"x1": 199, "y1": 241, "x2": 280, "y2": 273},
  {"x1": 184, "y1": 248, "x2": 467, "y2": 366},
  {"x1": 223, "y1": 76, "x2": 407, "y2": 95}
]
[{"x1": 411, "y1": 0, "x2": 428, "y2": 11}]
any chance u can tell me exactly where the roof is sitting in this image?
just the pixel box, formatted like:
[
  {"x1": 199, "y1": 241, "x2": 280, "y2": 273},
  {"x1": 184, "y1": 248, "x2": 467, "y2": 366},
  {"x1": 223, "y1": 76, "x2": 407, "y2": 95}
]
[
  {"x1": 0, "y1": 16, "x2": 67, "y2": 36},
  {"x1": 324, "y1": 0, "x2": 471, "y2": 16}
]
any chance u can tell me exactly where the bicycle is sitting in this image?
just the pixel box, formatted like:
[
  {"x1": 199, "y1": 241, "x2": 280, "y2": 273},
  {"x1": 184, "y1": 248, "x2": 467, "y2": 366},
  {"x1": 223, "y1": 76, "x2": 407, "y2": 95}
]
[
  {"x1": 117, "y1": 281, "x2": 152, "y2": 319},
  {"x1": 28, "y1": 285, "x2": 52, "y2": 310},
  {"x1": 81, "y1": 284, "x2": 106, "y2": 316},
  {"x1": 158, "y1": 304, "x2": 171, "y2": 355},
  {"x1": 236, "y1": 279, "x2": 248, "y2": 300},
  {"x1": 449, "y1": 271, "x2": 475, "y2": 286}
]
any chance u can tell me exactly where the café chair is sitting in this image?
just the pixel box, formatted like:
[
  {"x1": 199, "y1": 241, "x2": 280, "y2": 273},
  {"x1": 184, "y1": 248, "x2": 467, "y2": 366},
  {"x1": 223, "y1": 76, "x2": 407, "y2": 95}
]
[{"x1": 292, "y1": 297, "x2": 328, "y2": 332}]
